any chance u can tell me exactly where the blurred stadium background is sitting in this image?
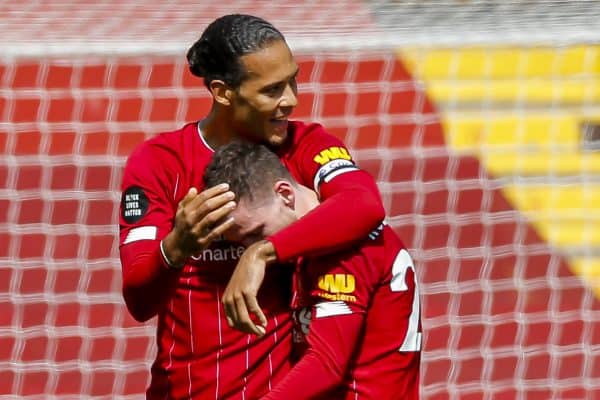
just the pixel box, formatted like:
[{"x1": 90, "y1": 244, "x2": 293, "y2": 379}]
[{"x1": 2, "y1": 0, "x2": 600, "y2": 398}]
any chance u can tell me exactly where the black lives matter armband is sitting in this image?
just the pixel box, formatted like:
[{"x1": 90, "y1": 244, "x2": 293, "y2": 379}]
[{"x1": 121, "y1": 186, "x2": 149, "y2": 223}]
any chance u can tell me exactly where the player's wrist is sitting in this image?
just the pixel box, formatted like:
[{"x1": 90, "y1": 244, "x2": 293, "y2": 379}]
[
  {"x1": 160, "y1": 234, "x2": 186, "y2": 270},
  {"x1": 252, "y1": 240, "x2": 278, "y2": 265}
]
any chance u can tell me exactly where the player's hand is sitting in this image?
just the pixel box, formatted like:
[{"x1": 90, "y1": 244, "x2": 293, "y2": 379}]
[
  {"x1": 163, "y1": 184, "x2": 236, "y2": 266},
  {"x1": 222, "y1": 240, "x2": 277, "y2": 336}
]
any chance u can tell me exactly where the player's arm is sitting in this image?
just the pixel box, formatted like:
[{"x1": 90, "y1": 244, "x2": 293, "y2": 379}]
[
  {"x1": 222, "y1": 124, "x2": 385, "y2": 333},
  {"x1": 267, "y1": 171, "x2": 383, "y2": 261},
  {"x1": 119, "y1": 144, "x2": 235, "y2": 322},
  {"x1": 270, "y1": 127, "x2": 385, "y2": 261},
  {"x1": 260, "y1": 309, "x2": 364, "y2": 399}
]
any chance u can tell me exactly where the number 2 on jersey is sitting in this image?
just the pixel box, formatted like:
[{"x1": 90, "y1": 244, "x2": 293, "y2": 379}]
[{"x1": 390, "y1": 249, "x2": 422, "y2": 352}]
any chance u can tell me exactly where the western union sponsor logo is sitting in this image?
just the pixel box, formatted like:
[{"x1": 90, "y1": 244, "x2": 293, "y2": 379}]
[
  {"x1": 313, "y1": 147, "x2": 352, "y2": 165},
  {"x1": 318, "y1": 274, "x2": 355, "y2": 294},
  {"x1": 315, "y1": 292, "x2": 357, "y2": 303}
]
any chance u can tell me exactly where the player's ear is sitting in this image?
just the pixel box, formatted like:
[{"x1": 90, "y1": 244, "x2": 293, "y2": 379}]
[
  {"x1": 274, "y1": 180, "x2": 295, "y2": 210},
  {"x1": 209, "y1": 80, "x2": 234, "y2": 106}
]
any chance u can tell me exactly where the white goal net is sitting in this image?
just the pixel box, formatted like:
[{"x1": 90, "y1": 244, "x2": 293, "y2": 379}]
[{"x1": 2, "y1": 1, "x2": 600, "y2": 398}]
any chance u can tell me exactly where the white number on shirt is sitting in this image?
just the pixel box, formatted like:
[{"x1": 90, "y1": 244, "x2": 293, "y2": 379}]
[{"x1": 390, "y1": 249, "x2": 422, "y2": 352}]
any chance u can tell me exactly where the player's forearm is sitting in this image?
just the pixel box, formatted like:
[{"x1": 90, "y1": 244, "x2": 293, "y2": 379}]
[
  {"x1": 261, "y1": 313, "x2": 363, "y2": 399},
  {"x1": 260, "y1": 351, "x2": 342, "y2": 400},
  {"x1": 120, "y1": 241, "x2": 180, "y2": 322},
  {"x1": 268, "y1": 171, "x2": 385, "y2": 261}
]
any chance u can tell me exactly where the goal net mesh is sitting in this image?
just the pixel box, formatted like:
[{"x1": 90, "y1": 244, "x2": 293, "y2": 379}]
[{"x1": 2, "y1": 1, "x2": 600, "y2": 398}]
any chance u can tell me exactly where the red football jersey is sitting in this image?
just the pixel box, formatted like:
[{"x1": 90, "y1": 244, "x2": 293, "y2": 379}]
[
  {"x1": 119, "y1": 120, "x2": 383, "y2": 399},
  {"x1": 263, "y1": 225, "x2": 422, "y2": 400}
]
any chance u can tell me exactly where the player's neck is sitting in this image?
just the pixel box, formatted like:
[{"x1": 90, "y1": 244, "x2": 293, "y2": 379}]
[
  {"x1": 198, "y1": 111, "x2": 237, "y2": 150},
  {"x1": 295, "y1": 185, "x2": 319, "y2": 218}
]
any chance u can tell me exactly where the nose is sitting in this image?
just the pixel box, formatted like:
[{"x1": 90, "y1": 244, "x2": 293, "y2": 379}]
[{"x1": 280, "y1": 83, "x2": 298, "y2": 108}]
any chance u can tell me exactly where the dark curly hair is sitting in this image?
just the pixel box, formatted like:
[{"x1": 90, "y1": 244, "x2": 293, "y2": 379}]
[
  {"x1": 203, "y1": 141, "x2": 294, "y2": 202},
  {"x1": 187, "y1": 14, "x2": 286, "y2": 88}
]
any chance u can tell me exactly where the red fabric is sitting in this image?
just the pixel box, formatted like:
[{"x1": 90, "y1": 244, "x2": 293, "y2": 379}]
[
  {"x1": 262, "y1": 314, "x2": 363, "y2": 400},
  {"x1": 119, "y1": 122, "x2": 293, "y2": 399},
  {"x1": 264, "y1": 226, "x2": 421, "y2": 400},
  {"x1": 118, "y1": 120, "x2": 384, "y2": 398},
  {"x1": 119, "y1": 241, "x2": 179, "y2": 322},
  {"x1": 268, "y1": 170, "x2": 384, "y2": 261},
  {"x1": 271, "y1": 122, "x2": 385, "y2": 261}
]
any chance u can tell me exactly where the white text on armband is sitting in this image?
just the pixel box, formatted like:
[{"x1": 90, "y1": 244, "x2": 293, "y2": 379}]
[{"x1": 313, "y1": 159, "x2": 359, "y2": 191}]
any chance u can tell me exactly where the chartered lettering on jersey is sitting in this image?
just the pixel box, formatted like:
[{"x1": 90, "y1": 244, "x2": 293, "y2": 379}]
[
  {"x1": 189, "y1": 244, "x2": 246, "y2": 263},
  {"x1": 121, "y1": 186, "x2": 149, "y2": 223}
]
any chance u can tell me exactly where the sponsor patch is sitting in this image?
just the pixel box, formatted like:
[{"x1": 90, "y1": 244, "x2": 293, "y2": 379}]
[
  {"x1": 314, "y1": 273, "x2": 357, "y2": 302},
  {"x1": 317, "y1": 273, "x2": 356, "y2": 294},
  {"x1": 121, "y1": 186, "x2": 149, "y2": 224},
  {"x1": 313, "y1": 146, "x2": 352, "y2": 165}
]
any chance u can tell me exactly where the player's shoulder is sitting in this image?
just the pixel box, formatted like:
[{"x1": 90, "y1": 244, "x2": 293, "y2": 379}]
[
  {"x1": 382, "y1": 224, "x2": 406, "y2": 248},
  {"x1": 289, "y1": 120, "x2": 338, "y2": 142},
  {"x1": 363, "y1": 224, "x2": 407, "y2": 254},
  {"x1": 285, "y1": 120, "x2": 348, "y2": 161},
  {"x1": 380, "y1": 225, "x2": 412, "y2": 263},
  {"x1": 127, "y1": 122, "x2": 198, "y2": 164}
]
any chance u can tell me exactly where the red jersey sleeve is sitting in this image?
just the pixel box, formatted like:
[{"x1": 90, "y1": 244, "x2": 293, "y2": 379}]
[
  {"x1": 119, "y1": 138, "x2": 182, "y2": 322},
  {"x1": 270, "y1": 123, "x2": 385, "y2": 261},
  {"x1": 262, "y1": 250, "x2": 377, "y2": 399},
  {"x1": 260, "y1": 313, "x2": 364, "y2": 400}
]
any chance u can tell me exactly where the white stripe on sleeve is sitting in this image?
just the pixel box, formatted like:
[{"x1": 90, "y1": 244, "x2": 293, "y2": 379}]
[
  {"x1": 123, "y1": 226, "x2": 157, "y2": 244},
  {"x1": 314, "y1": 300, "x2": 353, "y2": 318}
]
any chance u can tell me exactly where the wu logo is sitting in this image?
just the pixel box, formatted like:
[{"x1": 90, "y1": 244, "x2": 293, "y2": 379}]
[
  {"x1": 317, "y1": 274, "x2": 355, "y2": 294},
  {"x1": 313, "y1": 147, "x2": 352, "y2": 165}
]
